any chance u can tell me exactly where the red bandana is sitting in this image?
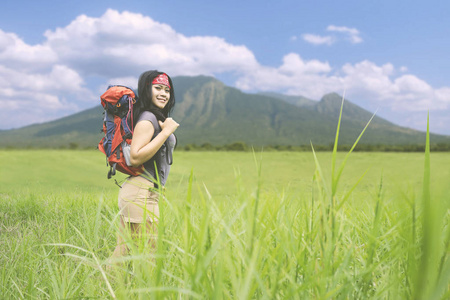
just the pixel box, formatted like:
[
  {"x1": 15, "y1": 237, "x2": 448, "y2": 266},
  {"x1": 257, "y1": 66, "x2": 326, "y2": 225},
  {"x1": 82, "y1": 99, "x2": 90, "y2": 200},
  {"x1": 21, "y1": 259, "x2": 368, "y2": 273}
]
[{"x1": 152, "y1": 73, "x2": 171, "y2": 88}]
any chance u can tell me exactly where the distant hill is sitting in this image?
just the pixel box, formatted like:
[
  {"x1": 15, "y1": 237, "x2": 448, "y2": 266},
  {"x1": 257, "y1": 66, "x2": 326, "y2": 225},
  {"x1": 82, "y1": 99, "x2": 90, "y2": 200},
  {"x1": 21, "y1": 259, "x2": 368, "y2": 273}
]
[
  {"x1": 259, "y1": 92, "x2": 316, "y2": 108},
  {"x1": 0, "y1": 105, "x2": 104, "y2": 148},
  {"x1": 1, "y1": 75, "x2": 449, "y2": 149}
]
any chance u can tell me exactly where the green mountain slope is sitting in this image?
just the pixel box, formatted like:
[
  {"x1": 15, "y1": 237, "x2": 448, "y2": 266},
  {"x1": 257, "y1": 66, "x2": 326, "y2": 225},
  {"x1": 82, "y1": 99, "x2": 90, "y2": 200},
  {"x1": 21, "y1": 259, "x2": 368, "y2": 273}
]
[
  {"x1": 0, "y1": 106, "x2": 104, "y2": 148},
  {"x1": 0, "y1": 76, "x2": 449, "y2": 148},
  {"x1": 259, "y1": 92, "x2": 317, "y2": 108}
]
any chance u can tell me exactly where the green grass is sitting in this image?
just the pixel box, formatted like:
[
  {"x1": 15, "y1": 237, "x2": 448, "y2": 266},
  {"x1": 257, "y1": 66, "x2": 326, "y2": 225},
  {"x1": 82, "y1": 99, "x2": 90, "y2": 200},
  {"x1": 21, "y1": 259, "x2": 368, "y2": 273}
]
[{"x1": 1, "y1": 143, "x2": 450, "y2": 298}]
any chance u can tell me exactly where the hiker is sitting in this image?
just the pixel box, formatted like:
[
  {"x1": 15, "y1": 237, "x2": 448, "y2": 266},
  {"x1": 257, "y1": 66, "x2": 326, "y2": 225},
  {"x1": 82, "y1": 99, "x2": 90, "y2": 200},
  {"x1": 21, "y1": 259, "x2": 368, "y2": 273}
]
[{"x1": 110, "y1": 70, "x2": 179, "y2": 260}]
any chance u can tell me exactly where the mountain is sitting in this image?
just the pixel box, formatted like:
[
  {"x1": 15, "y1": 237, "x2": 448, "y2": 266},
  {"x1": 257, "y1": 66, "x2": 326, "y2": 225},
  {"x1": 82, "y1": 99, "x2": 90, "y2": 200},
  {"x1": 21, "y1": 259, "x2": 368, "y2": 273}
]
[
  {"x1": 1, "y1": 76, "x2": 449, "y2": 148},
  {"x1": 259, "y1": 92, "x2": 316, "y2": 108},
  {"x1": 0, "y1": 105, "x2": 104, "y2": 148}
]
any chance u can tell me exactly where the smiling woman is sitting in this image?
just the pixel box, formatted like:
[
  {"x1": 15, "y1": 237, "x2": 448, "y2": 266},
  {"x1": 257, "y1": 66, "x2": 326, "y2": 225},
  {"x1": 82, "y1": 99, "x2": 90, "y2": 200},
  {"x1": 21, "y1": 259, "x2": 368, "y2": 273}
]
[{"x1": 109, "y1": 70, "x2": 179, "y2": 263}]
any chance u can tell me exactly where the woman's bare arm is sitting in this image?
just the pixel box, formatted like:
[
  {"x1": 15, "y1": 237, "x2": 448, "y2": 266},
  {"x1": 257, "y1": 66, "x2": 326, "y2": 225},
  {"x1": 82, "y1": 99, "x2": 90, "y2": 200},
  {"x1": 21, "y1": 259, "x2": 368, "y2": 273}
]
[{"x1": 129, "y1": 118, "x2": 179, "y2": 167}]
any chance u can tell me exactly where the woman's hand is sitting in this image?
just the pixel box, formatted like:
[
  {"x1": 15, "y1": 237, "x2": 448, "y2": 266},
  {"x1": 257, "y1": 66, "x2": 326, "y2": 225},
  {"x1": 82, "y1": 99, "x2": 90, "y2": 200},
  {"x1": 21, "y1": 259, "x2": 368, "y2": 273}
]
[{"x1": 158, "y1": 117, "x2": 179, "y2": 135}]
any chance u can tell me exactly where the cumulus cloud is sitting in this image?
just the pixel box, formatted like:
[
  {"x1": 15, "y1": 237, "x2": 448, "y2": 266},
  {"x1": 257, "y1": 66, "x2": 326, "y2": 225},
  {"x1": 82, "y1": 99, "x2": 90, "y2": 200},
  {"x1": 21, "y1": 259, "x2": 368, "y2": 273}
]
[
  {"x1": 301, "y1": 34, "x2": 335, "y2": 46},
  {"x1": 0, "y1": 9, "x2": 449, "y2": 134},
  {"x1": 0, "y1": 29, "x2": 57, "y2": 71},
  {"x1": 43, "y1": 9, "x2": 258, "y2": 78},
  {"x1": 0, "y1": 63, "x2": 90, "y2": 128},
  {"x1": 235, "y1": 53, "x2": 337, "y2": 99},
  {"x1": 302, "y1": 25, "x2": 363, "y2": 46},
  {"x1": 326, "y1": 25, "x2": 363, "y2": 44}
]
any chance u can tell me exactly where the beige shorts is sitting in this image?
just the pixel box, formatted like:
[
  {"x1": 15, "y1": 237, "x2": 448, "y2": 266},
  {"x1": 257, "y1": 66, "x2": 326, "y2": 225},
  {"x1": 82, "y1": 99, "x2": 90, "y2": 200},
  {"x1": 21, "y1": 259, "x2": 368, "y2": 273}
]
[{"x1": 118, "y1": 176, "x2": 160, "y2": 224}]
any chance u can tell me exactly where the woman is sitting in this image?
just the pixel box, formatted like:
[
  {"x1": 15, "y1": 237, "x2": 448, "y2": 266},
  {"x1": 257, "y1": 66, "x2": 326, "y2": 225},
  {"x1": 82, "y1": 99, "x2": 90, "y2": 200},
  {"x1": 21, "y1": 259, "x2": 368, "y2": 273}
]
[{"x1": 111, "y1": 70, "x2": 179, "y2": 259}]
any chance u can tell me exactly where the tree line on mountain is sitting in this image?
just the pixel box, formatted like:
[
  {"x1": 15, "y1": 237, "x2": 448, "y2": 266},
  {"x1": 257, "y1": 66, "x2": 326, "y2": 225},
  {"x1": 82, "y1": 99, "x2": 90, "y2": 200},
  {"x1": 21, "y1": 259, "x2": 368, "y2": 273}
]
[
  {"x1": 180, "y1": 142, "x2": 450, "y2": 152},
  {"x1": 4, "y1": 141, "x2": 450, "y2": 152}
]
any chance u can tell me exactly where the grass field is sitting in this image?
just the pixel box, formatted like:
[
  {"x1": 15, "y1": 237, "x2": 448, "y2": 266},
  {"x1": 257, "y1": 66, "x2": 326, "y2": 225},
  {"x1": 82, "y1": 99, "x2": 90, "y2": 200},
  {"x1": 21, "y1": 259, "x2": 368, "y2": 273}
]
[{"x1": 1, "y1": 149, "x2": 450, "y2": 299}]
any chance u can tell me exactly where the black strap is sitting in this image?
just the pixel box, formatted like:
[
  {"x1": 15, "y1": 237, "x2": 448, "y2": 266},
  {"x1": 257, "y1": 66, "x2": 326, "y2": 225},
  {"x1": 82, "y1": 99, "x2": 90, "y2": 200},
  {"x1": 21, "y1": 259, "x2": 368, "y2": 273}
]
[
  {"x1": 108, "y1": 163, "x2": 117, "y2": 179},
  {"x1": 114, "y1": 179, "x2": 121, "y2": 188}
]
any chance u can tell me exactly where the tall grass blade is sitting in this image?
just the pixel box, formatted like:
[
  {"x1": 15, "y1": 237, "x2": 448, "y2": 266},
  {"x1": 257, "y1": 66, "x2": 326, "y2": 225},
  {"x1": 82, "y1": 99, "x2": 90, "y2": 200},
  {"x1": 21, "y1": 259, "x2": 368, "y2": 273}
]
[
  {"x1": 331, "y1": 91, "x2": 346, "y2": 185},
  {"x1": 249, "y1": 149, "x2": 263, "y2": 255},
  {"x1": 414, "y1": 112, "x2": 435, "y2": 300},
  {"x1": 333, "y1": 109, "x2": 378, "y2": 195}
]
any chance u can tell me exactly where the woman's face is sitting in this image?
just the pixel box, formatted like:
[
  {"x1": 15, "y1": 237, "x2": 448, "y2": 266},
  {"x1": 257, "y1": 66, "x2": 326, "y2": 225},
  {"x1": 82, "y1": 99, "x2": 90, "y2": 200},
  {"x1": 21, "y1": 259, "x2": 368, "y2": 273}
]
[{"x1": 151, "y1": 84, "x2": 170, "y2": 109}]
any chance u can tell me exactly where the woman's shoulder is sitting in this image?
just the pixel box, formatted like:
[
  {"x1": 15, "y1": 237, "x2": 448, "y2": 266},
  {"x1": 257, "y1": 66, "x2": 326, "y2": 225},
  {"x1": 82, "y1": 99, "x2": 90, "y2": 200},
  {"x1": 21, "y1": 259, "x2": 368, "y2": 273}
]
[{"x1": 138, "y1": 111, "x2": 158, "y2": 123}]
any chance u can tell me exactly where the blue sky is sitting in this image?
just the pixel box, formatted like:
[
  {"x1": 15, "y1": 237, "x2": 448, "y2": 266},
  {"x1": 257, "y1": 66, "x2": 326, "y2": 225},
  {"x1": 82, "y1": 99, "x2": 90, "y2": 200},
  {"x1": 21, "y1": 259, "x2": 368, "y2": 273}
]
[{"x1": 1, "y1": 0, "x2": 449, "y2": 135}]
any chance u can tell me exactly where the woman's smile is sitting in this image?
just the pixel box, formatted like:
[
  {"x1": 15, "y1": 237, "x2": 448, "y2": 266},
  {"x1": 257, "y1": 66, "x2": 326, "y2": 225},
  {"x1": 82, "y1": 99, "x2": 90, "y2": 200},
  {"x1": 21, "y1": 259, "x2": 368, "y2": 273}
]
[{"x1": 151, "y1": 84, "x2": 170, "y2": 108}]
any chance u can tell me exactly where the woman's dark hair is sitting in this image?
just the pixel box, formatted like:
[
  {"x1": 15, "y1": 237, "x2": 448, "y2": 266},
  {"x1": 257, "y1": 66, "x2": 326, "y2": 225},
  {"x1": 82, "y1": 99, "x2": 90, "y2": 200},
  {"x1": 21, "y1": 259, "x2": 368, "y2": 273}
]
[{"x1": 133, "y1": 70, "x2": 175, "y2": 127}]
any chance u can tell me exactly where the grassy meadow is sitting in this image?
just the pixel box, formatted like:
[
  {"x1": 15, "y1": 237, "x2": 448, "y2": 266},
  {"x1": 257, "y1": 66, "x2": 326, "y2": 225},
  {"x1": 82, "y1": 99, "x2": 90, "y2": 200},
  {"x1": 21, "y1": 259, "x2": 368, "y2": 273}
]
[{"x1": 1, "y1": 148, "x2": 450, "y2": 299}]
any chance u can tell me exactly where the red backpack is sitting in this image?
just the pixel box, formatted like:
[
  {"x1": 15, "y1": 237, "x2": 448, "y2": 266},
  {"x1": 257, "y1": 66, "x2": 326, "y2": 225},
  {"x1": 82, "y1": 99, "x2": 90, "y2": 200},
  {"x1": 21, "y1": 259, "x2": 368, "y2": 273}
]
[{"x1": 98, "y1": 85, "x2": 144, "y2": 179}]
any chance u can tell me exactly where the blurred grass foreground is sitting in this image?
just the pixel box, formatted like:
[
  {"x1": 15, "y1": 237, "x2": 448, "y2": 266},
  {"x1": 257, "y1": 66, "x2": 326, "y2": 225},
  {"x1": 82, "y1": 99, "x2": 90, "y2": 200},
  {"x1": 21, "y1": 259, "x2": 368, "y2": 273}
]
[{"x1": 1, "y1": 115, "x2": 450, "y2": 298}]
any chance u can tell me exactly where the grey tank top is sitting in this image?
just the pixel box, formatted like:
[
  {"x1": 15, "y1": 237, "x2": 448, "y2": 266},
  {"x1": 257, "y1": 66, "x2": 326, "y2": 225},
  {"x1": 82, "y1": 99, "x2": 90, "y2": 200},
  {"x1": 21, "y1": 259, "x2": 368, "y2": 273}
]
[{"x1": 137, "y1": 111, "x2": 176, "y2": 186}]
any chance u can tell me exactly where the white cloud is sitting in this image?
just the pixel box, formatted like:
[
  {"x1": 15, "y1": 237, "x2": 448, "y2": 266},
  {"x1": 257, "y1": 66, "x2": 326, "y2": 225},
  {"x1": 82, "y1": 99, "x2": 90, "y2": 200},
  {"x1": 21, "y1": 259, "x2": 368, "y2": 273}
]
[
  {"x1": 280, "y1": 53, "x2": 332, "y2": 74},
  {"x1": 340, "y1": 60, "x2": 397, "y2": 100},
  {"x1": 104, "y1": 77, "x2": 139, "y2": 93},
  {"x1": 302, "y1": 25, "x2": 363, "y2": 46},
  {"x1": 327, "y1": 25, "x2": 363, "y2": 44},
  {"x1": 235, "y1": 53, "x2": 340, "y2": 99},
  {"x1": 301, "y1": 34, "x2": 335, "y2": 46},
  {"x1": 0, "y1": 29, "x2": 57, "y2": 71},
  {"x1": 43, "y1": 9, "x2": 258, "y2": 78},
  {"x1": 0, "y1": 63, "x2": 90, "y2": 128}
]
